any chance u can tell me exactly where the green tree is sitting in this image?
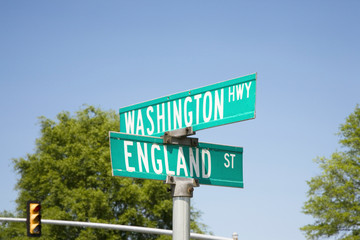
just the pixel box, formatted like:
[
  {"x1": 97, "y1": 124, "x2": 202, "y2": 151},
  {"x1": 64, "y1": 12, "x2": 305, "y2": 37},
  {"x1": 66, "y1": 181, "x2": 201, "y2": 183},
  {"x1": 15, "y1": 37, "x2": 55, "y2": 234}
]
[
  {"x1": 301, "y1": 105, "x2": 360, "y2": 240},
  {"x1": 0, "y1": 106, "x2": 206, "y2": 239}
]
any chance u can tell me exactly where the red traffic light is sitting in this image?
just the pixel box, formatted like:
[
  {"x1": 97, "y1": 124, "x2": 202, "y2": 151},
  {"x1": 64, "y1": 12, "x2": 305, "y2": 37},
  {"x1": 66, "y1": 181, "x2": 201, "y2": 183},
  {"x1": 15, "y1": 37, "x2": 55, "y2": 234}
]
[{"x1": 33, "y1": 204, "x2": 41, "y2": 212}]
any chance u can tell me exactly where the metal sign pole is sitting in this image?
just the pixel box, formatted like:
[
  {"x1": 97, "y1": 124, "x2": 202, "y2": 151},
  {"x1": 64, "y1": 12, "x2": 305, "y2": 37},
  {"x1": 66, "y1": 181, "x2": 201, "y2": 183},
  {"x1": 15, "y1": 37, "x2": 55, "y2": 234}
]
[
  {"x1": 163, "y1": 128, "x2": 199, "y2": 240},
  {"x1": 173, "y1": 196, "x2": 190, "y2": 239},
  {"x1": 166, "y1": 176, "x2": 199, "y2": 240}
]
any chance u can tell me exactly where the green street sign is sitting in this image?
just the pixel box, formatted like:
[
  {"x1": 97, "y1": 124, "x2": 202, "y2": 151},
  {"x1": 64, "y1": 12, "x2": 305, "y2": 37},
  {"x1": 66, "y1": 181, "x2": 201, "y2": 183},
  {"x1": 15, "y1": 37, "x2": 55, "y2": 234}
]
[
  {"x1": 120, "y1": 73, "x2": 256, "y2": 137},
  {"x1": 110, "y1": 132, "x2": 244, "y2": 188}
]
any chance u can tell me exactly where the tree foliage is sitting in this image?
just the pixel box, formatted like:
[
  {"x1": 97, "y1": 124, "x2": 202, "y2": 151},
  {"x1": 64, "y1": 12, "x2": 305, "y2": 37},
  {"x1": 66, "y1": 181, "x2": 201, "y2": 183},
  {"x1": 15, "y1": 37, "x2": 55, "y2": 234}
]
[
  {"x1": 301, "y1": 105, "x2": 360, "y2": 240},
  {"x1": 0, "y1": 106, "x2": 206, "y2": 239}
]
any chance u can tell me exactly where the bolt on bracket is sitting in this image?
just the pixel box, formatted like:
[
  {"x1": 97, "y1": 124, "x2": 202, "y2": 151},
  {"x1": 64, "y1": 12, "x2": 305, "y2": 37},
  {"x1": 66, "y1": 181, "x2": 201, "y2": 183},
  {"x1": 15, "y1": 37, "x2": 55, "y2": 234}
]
[{"x1": 165, "y1": 176, "x2": 200, "y2": 198}]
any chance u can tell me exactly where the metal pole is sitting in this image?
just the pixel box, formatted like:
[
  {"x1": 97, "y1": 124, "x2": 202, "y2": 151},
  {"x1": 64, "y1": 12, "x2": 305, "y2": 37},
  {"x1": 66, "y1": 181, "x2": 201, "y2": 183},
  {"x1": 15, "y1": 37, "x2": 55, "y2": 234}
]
[
  {"x1": 165, "y1": 175, "x2": 199, "y2": 240},
  {"x1": 0, "y1": 217, "x2": 233, "y2": 239},
  {"x1": 173, "y1": 196, "x2": 191, "y2": 240}
]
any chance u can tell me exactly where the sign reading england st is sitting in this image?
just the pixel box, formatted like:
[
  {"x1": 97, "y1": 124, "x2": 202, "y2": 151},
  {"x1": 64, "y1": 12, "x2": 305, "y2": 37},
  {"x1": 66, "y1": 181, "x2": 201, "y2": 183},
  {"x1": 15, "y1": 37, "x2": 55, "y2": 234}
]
[
  {"x1": 110, "y1": 132, "x2": 244, "y2": 188},
  {"x1": 120, "y1": 73, "x2": 256, "y2": 137}
]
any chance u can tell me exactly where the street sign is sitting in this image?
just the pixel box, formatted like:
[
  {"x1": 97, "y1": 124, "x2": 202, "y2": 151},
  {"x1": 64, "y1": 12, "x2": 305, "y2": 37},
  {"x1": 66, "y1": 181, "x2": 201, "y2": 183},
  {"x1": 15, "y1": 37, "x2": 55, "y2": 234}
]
[
  {"x1": 120, "y1": 73, "x2": 256, "y2": 137},
  {"x1": 110, "y1": 132, "x2": 243, "y2": 188}
]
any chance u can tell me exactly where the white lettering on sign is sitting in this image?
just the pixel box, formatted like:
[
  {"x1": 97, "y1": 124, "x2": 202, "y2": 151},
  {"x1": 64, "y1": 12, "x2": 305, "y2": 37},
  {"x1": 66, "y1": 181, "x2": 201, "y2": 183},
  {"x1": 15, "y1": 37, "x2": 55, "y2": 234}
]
[
  {"x1": 224, "y1": 153, "x2": 236, "y2": 169},
  {"x1": 202, "y1": 149, "x2": 211, "y2": 178},
  {"x1": 236, "y1": 84, "x2": 244, "y2": 100},
  {"x1": 125, "y1": 111, "x2": 135, "y2": 134},
  {"x1": 245, "y1": 82, "x2": 252, "y2": 98},
  {"x1": 137, "y1": 142, "x2": 149, "y2": 173},
  {"x1": 194, "y1": 94, "x2": 202, "y2": 124},
  {"x1": 123, "y1": 87, "x2": 232, "y2": 135},
  {"x1": 151, "y1": 144, "x2": 163, "y2": 174},
  {"x1": 184, "y1": 96, "x2": 193, "y2": 127},
  {"x1": 189, "y1": 147, "x2": 200, "y2": 177},
  {"x1": 167, "y1": 102, "x2": 171, "y2": 131},
  {"x1": 164, "y1": 145, "x2": 175, "y2": 175},
  {"x1": 121, "y1": 79, "x2": 255, "y2": 136},
  {"x1": 228, "y1": 82, "x2": 252, "y2": 103},
  {"x1": 146, "y1": 106, "x2": 154, "y2": 135},
  {"x1": 136, "y1": 110, "x2": 144, "y2": 135},
  {"x1": 203, "y1": 91, "x2": 213, "y2": 123},
  {"x1": 173, "y1": 100, "x2": 182, "y2": 129},
  {"x1": 214, "y1": 89, "x2": 224, "y2": 120},
  {"x1": 176, "y1": 147, "x2": 188, "y2": 176},
  {"x1": 157, "y1": 103, "x2": 165, "y2": 133},
  {"x1": 124, "y1": 141, "x2": 135, "y2": 172},
  {"x1": 122, "y1": 141, "x2": 212, "y2": 178}
]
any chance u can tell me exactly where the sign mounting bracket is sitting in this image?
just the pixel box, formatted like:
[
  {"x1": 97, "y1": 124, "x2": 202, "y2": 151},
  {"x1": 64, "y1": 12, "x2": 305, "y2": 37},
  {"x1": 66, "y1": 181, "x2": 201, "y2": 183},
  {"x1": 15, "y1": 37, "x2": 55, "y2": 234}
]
[{"x1": 162, "y1": 127, "x2": 198, "y2": 147}]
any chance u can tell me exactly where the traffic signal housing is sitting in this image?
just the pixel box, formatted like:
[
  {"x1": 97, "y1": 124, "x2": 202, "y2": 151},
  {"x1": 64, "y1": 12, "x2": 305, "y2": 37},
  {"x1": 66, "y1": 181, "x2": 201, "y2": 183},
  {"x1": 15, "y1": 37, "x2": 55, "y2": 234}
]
[{"x1": 27, "y1": 201, "x2": 41, "y2": 237}]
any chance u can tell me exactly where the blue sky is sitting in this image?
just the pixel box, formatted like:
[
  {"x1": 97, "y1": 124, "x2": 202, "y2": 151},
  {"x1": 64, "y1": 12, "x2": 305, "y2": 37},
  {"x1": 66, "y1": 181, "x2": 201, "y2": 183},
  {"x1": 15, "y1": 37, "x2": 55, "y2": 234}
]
[{"x1": 1, "y1": 1, "x2": 359, "y2": 239}]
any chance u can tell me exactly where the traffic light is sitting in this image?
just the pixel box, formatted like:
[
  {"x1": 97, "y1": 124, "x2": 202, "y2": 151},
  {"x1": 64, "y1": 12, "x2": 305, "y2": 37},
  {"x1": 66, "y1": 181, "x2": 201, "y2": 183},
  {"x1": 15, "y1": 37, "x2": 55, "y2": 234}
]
[{"x1": 26, "y1": 201, "x2": 41, "y2": 237}]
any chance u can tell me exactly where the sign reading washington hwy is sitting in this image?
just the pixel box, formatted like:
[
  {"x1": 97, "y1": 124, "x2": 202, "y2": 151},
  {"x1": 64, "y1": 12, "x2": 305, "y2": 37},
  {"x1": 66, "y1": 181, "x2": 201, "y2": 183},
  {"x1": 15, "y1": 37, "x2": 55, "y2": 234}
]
[
  {"x1": 110, "y1": 132, "x2": 244, "y2": 188},
  {"x1": 120, "y1": 73, "x2": 256, "y2": 137}
]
